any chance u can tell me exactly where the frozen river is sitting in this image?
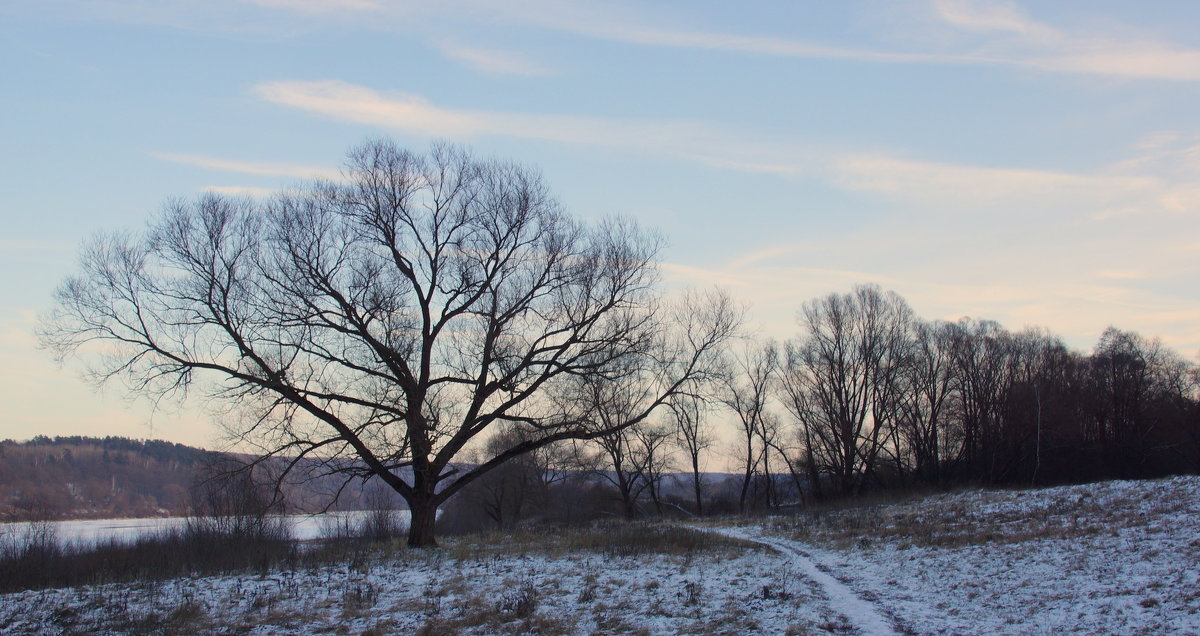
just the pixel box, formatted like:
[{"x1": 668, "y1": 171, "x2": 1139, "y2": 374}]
[{"x1": 0, "y1": 510, "x2": 409, "y2": 545}]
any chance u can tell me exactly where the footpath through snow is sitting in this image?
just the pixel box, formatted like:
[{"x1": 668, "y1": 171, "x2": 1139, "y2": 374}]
[{"x1": 709, "y1": 525, "x2": 901, "y2": 636}]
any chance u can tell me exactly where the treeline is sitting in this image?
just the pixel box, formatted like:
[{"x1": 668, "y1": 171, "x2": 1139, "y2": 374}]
[
  {"x1": 449, "y1": 284, "x2": 1200, "y2": 528},
  {"x1": 0, "y1": 436, "x2": 405, "y2": 521},
  {"x1": 766, "y1": 285, "x2": 1199, "y2": 498}
]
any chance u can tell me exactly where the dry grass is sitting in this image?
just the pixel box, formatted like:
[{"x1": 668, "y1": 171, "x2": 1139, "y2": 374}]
[
  {"x1": 444, "y1": 521, "x2": 758, "y2": 561},
  {"x1": 413, "y1": 587, "x2": 575, "y2": 636},
  {"x1": 0, "y1": 523, "x2": 830, "y2": 635}
]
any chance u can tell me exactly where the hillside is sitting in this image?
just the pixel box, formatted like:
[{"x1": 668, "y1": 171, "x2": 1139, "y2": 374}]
[
  {"x1": 2, "y1": 476, "x2": 1196, "y2": 634},
  {"x1": 0, "y1": 436, "x2": 403, "y2": 521},
  {"x1": 0, "y1": 436, "x2": 219, "y2": 521}
]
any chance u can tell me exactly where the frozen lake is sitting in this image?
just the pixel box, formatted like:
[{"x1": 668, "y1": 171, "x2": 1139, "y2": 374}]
[{"x1": 0, "y1": 510, "x2": 410, "y2": 546}]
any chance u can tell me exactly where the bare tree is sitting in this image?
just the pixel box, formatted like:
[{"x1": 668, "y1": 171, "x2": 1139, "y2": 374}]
[
  {"x1": 721, "y1": 340, "x2": 777, "y2": 512},
  {"x1": 946, "y1": 318, "x2": 1020, "y2": 482},
  {"x1": 756, "y1": 409, "x2": 814, "y2": 506},
  {"x1": 666, "y1": 392, "x2": 713, "y2": 514},
  {"x1": 1087, "y1": 327, "x2": 1193, "y2": 478},
  {"x1": 635, "y1": 422, "x2": 676, "y2": 515},
  {"x1": 754, "y1": 409, "x2": 784, "y2": 507},
  {"x1": 578, "y1": 370, "x2": 654, "y2": 518},
  {"x1": 40, "y1": 140, "x2": 738, "y2": 546},
  {"x1": 565, "y1": 288, "x2": 737, "y2": 518},
  {"x1": 896, "y1": 320, "x2": 957, "y2": 484},
  {"x1": 778, "y1": 285, "x2": 913, "y2": 495}
]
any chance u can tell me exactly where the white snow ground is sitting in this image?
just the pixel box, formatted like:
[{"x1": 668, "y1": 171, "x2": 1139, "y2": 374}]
[
  {"x1": 761, "y1": 475, "x2": 1200, "y2": 634},
  {"x1": 0, "y1": 537, "x2": 846, "y2": 634},
  {"x1": 1, "y1": 476, "x2": 1197, "y2": 634},
  {"x1": 711, "y1": 526, "x2": 899, "y2": 636}
]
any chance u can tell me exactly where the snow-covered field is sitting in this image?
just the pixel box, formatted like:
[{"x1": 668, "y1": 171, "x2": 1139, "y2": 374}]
[
  {"x1": 764, "y1": 475, "x2": 1200, "y2": 634},
  {"x1": 1, "y1": 476, "x2": 1197, "y2": 634},
  {"x1": 0, "y1": 528, "x2": 845, "y2": 634}
]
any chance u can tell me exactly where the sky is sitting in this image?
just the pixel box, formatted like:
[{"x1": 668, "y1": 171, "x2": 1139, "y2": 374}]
[{"x1": 1, "y1": 0, "x2": 1199, "y2": 450}]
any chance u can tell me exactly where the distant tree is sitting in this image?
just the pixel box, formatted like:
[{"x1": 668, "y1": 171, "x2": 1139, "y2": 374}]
[
  {"x1": 944, "y1": 318, "x2": 1016, "y2": 482},
  {"x1": 896, "y1": 320, "x2": 957, "y2": 484},
  {"x1": 1087, "y1": 327, "x2": 1195, "y2": 477},
  {"x1": 779, "y1": 285, "x2": 913, "y2": 495},
  {"x1": 666, "y1": 392, "x2": 713, "y2": 515},
  {"x1": 464, "y1": 425, "x2": 581, "y2": 528},
  {"x1": 754, "y1": 409, "x2": 786, "y2": 507},
  {"x1": 635, "y1": 421, "x2": 676, "y2": 515},
  {"x1": 573, "y1": 366, "x2": 669, "y2": 519},
  {"x1": 998, "y1": 328, "x2": 1075, "y2": 485},
  {"x1": 465, "y1": 433, "x2": 540, "y2": 530},
  {"x1": 592, "y1": 426, "x2": 650, "y2": 519},
  {"x1": 721, "y1": 340, "x2": 777, "y2": 512},
  {"x1": 40, "y1": 140, "x2": 737, "y2": 546}
]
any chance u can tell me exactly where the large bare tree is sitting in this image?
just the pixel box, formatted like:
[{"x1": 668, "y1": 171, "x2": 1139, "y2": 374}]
[{"x1": 40, "y1": 140, "x2": 737, "y2": 546}]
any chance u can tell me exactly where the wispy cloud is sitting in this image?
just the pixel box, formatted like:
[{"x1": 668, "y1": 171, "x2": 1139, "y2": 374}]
[
  {"x1": 151, "y1": 151, "x2": 337, "y2": 179},
  {"x1": 245, "y1": 74, "x2": 1199, "y2": 355},
  {"x1": 253, "y1": 79, "x2": 1200, "y2": 219},
  {"x1": 240, "y1": 0, "x2": 383, "y2": 14},
  {"x1": 36, "y1": 1, "x2": 1200, "y2": 82},
  {"x1": 202, "y1": 185, "x2": 280, "y2": 197},
  {"x1": 830, "y1": 155, "x2": 1163, "y2": 216},
  {"x1": 450, "y1": 0, "x2": 1200, "y2": 82},
  {"x1": 932, "y1": 0, "x2": 1053, "y2": 37},
  {"x1": 929, "y1": 0, "x2": 1200, "y2": 81},
  {"x1": 433, "y1": 41, "x2": 554, "y2": 76},
  {"x1": 252, "y1": 80, "x2": 742, "y2": 154}
]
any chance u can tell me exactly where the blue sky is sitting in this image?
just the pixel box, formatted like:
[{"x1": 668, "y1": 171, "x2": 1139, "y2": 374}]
[{"x1": 2, "y1": 0, "x2": 1199, "y2": 448}]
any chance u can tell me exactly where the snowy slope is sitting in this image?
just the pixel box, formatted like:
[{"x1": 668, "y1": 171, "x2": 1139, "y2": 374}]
[
  {"x1": 760, "y1": 475, "x2": 1200, "y2": 634},
  {"x1": 1, "y1": 476, "x2": 1197, "y2": 634}
]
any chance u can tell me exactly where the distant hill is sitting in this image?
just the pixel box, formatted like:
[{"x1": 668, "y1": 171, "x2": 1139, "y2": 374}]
[
  {"x1": 0, "y1": 436, "x2": 219, "y2": 521},
  {"x1": 0, "y1": 436, "x2": 404, "y2": 522},
  {"x1": 0, "y1": 435, "x2": 748, "y2": 523}
]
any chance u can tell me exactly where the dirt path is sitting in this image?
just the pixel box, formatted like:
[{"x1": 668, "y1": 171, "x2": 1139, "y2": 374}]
[{"x1": 706, "y1": 526, "x2": 901, "y2": 636}]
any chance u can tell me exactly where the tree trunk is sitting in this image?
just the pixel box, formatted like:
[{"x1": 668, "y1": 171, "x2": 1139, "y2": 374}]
[
  {"x1": 738, "y1": 434, "x2": 753, "y2": 513},
  {"x1": 407, "y1": 499, "x2": 439, "y2": 547},
  {"x1": 617, "y1": 471, "x2": 638, "y2": 519},
  {"x1": 761, "y1": 449, "x2": 775, "y2": 508}
]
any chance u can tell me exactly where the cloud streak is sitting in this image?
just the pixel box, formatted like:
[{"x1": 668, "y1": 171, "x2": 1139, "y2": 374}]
[
  {"x1": 24, "y1": 1, "x2": 1200, "y2": 81},
  {"x1": 433, "y1": 41, "x2": 555, "y2": 76},
  {"x1": 253, "y1": 79, "x2": 1200, "y2": 218},
  {"x1": 151, "y1": 152, "x2": 338, "y2": 180},
  {"x1": 242, "y1": 0, "x2": 382, "y2": 12},
  {"x1": 450, "y1": 0, "x2": 1200, "y2": 82},
  {"x1": 252, "y1": 80, "x2": 751, "y2": 158},
  {"x1": 202, "y1": 185, "x2": 280, "y2": 197},
  {"x1": 928, "y1": 0, "x2": 1200, "y2": 81}
]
